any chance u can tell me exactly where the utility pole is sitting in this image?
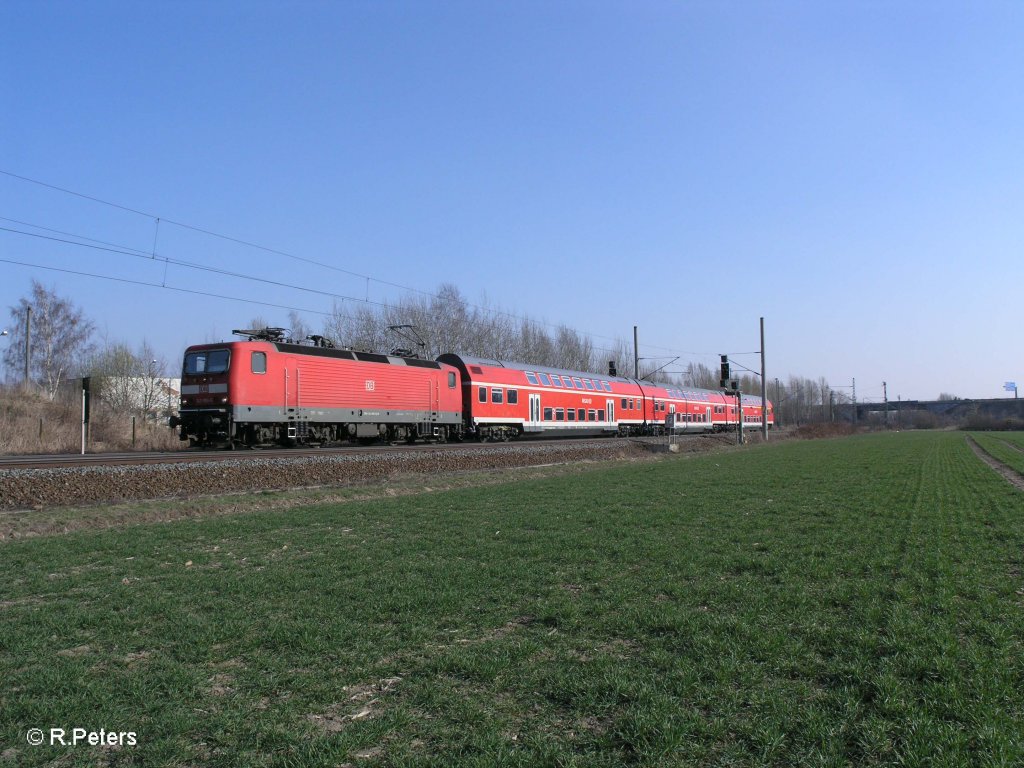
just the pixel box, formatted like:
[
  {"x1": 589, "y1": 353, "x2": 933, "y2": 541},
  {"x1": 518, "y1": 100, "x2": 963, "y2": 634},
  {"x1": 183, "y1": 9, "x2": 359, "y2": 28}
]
[
  {"x1": 760, "y1": 317, "x2": 768, "y2": 440},
  {"x1": 774, "y1": 377, "x2": 782, "y2": 426},
  {"x1": 852, "y1": 377, "x2": 857, "y2": 426},
  {"x1": 720, "y1": 354, "x2": 742, "y2": 444},
  {"x1": 24, "y1": 305, "x2": 31, "y2": 388},
  {"x1": 633, "y1": 325, "x2": 639, "y2": 379},
  {"x1": 882, "y1": 381, "x2": 888, "y2": 428},
  {"x1": 737, "y1": 390, "x2": 744, "y2": 445}
]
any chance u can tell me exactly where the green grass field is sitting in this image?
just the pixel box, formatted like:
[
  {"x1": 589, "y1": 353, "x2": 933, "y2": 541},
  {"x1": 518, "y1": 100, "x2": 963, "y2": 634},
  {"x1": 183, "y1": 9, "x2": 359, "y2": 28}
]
[{"x1": 2, "y1": 432, "x2": 1023, "y2": 767}]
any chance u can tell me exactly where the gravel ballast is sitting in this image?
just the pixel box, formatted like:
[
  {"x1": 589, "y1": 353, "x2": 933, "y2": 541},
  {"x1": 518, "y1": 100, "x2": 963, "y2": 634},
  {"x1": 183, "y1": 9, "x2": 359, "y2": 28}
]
[{"x1": 0, "y1": 441, "x2": 654, "y2": 511}]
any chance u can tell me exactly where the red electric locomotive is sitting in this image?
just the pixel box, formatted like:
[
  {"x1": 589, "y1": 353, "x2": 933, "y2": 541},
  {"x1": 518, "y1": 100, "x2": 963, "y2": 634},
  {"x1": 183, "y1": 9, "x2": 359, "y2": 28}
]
[{"x1": 175, "y1": 329, "x2": 463, "y2": 447}]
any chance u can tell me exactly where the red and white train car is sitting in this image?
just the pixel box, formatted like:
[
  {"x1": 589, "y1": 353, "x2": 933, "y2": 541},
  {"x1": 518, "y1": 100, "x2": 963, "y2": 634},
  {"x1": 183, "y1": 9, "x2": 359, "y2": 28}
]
[
  {"x1": 439, "y1": 355, "x2": 639, "y2": 439},
  {"x1": 439, "y1": 354, "x2": 773, "y2": 439},
  {"x1": 176, "y1": 339, "x2": 463, "y2": 447}
]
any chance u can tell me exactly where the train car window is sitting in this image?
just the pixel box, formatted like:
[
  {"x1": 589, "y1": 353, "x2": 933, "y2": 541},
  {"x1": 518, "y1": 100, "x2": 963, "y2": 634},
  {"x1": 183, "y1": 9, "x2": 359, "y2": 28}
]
[
  {"x1": 598, "y1": 409, "x2": 605, "y2": 421},
  {"x1": 507, "y1": 389, "x2": 518, "y2": 405},
  {"x1": 583, "y1": 379, "x2": 594, "y2": 390},
  {"x1": 602, "y1": 382, "x2": 612, "y2": 392},
  {"x1": 539, "y1": 373, "x2": 552, "y2": 386},
  {"x1": 564, "y1": 378, "x2": 574, "y2": 389},
  {"x1": 448, "y1": 372, "x2": 457, "y2": 388},
  {"x1": 577, "y1": 408, "x2": 586, "y2": 421},
  {"x1": 251, "y1": 352, "x2": 266, "y2": 374},
  {"x1": 543, "y1": 407, "x2": 553, "y2": 421},
  {"x1": 478, "y1": 386, "x2": 487, "y2": 403},
  {"x1": 588, "y1": 409, "x2": 597, "y2": 421},
  {"x1": 555, "y1": 408, "x2": 565, "y2": 421},
  {"x1": 492, "y1": 388, "x2": 504, "y2": 404},
  {"x1": 184, "y1": 349, "x2": 230, "y2": 375},
  {"x1": 568, "y1": 409, "x2": 576, "y2": 421},
  {"x1": 551, "y1": 375, "x2": 563, "y2": 387},
  {"x1": 573, "y1": 377, "x2": 584, "y2": 388},
  {"x1": 526, "y1": 372, "x2": 539, "y2": 386},
  {"x1": 621, "y1": 398, "x2": 627, "y2": 409}
]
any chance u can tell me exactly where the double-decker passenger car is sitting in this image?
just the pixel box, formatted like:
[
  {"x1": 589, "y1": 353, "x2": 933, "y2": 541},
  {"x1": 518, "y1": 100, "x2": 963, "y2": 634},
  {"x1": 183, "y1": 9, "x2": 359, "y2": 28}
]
[
  {"x1": 439, "y1": 354, "x2": 772, "y2": 440},
  {"x1": 439, "y1": 355, "x2": 640, "y2": 440}
]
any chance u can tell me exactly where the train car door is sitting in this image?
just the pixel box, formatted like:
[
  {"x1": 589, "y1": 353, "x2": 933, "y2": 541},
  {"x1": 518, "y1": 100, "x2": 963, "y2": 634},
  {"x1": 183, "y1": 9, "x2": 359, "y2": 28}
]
[
  {"x1": 282, "y1": 358, "x2": 300, "y2": 439},
  {"x1": 606, "y1": 399, "x2": 615, "y2": 427},
  {"x1": 283, "y1": 362, "x2": 297, "y2": 415},
  {"x1": 528, "y1": 393, "x2": 541, "y2": 431}
]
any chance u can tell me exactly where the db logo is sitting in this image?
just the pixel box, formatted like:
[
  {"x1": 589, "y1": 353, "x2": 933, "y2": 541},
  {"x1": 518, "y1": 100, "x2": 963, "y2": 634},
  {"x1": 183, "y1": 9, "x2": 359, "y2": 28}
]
[{"x1": 365, "y1": 380, "x2": 375, "y2": 391}]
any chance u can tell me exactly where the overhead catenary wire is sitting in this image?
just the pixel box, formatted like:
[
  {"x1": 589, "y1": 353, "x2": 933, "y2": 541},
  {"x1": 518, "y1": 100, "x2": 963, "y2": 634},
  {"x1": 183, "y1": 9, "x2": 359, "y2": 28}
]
[
  {"x1": 0, "y1": 169, "x2": 725, "y2": 362},
  {"x1": 0, "y1": 256, "x2": 335, "y2": 318}
]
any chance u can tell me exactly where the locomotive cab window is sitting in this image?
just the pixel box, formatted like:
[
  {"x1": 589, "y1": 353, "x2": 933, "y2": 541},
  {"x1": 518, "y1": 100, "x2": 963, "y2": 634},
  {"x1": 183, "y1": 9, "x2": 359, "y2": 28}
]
[
  {"x1": 448, "y1": 372, "x2": 457, "y2": 388},
  {"x1": 184, "y1": 349, "x2": 230, "y2": 375},
  {"x1": 251, "y1": 352, "x2": 266, "y2": 374}
]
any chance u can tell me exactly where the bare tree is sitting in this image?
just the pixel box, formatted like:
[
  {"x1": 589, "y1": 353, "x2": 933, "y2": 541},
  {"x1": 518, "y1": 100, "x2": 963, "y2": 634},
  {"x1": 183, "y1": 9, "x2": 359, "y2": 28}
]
[
  {"x1": 555, "y1": 325, "x2": 594, "y2": 372},
  {"x1": 683, "y1": 361, "x2": 717, "y2": 389},
  {"x1": 85, "y1": 340, "x2": 166, "y2": 416},
  {"x1": 3, "y1": 280, "x2": 96, "y2": 398},
  {"x1": 287, "y1": 311, "x2": 313, "y2": 343},
  {"x1": 323, "y1": 302, "x2": 389, "y2": 352}
]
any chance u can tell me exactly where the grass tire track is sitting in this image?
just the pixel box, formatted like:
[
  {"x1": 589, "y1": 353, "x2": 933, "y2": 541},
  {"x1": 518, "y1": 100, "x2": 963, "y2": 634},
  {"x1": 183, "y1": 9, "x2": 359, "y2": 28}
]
[{"x1": 966, "y1": 435, "x2": 1024, "y2": 491}]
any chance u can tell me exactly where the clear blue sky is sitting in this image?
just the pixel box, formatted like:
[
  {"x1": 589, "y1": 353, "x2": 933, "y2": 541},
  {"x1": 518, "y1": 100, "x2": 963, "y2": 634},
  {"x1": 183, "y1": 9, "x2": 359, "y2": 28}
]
[{"x1": 2, "y1": 0, "x2": 1021, "y2": 401}]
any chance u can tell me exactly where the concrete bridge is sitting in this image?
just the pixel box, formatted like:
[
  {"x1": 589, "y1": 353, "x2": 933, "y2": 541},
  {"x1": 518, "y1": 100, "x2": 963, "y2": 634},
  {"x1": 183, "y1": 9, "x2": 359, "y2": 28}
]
[{"x1": 839, "y1": 397, "x2": 1024, "y2": 427}]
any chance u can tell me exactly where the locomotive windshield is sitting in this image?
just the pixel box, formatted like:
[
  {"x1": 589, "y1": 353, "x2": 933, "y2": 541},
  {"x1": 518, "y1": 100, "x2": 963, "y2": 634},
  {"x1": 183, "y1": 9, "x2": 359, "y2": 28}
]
[{"x1": 183, "y1": 349, "x2": 230, "y2": 375}]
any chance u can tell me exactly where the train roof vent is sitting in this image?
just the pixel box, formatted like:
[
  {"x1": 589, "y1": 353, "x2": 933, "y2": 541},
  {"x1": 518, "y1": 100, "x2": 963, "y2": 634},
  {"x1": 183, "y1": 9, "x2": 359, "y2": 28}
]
[{"x1": 470, "y1": 366, "x2": 483, "y2": 375}]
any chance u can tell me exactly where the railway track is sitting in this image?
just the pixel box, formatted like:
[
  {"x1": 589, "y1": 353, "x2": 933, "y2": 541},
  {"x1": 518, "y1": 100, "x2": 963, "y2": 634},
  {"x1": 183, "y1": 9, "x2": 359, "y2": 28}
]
[{"x1": 0, "y1": 437, "x2": 637, "y2": 471}]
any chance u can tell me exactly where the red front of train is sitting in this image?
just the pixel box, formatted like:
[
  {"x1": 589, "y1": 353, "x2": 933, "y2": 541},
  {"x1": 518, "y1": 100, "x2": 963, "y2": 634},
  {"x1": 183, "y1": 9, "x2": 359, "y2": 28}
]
[{"x1": 176, "y1": 339, "x2": 463, "y2": 447}]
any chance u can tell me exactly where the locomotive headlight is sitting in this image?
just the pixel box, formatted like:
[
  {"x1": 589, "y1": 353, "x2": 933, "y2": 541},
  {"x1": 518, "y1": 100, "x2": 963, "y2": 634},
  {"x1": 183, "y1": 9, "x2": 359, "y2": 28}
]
[{"x1": 220, "y1": 397, "x2": 229, "y2": 403}]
